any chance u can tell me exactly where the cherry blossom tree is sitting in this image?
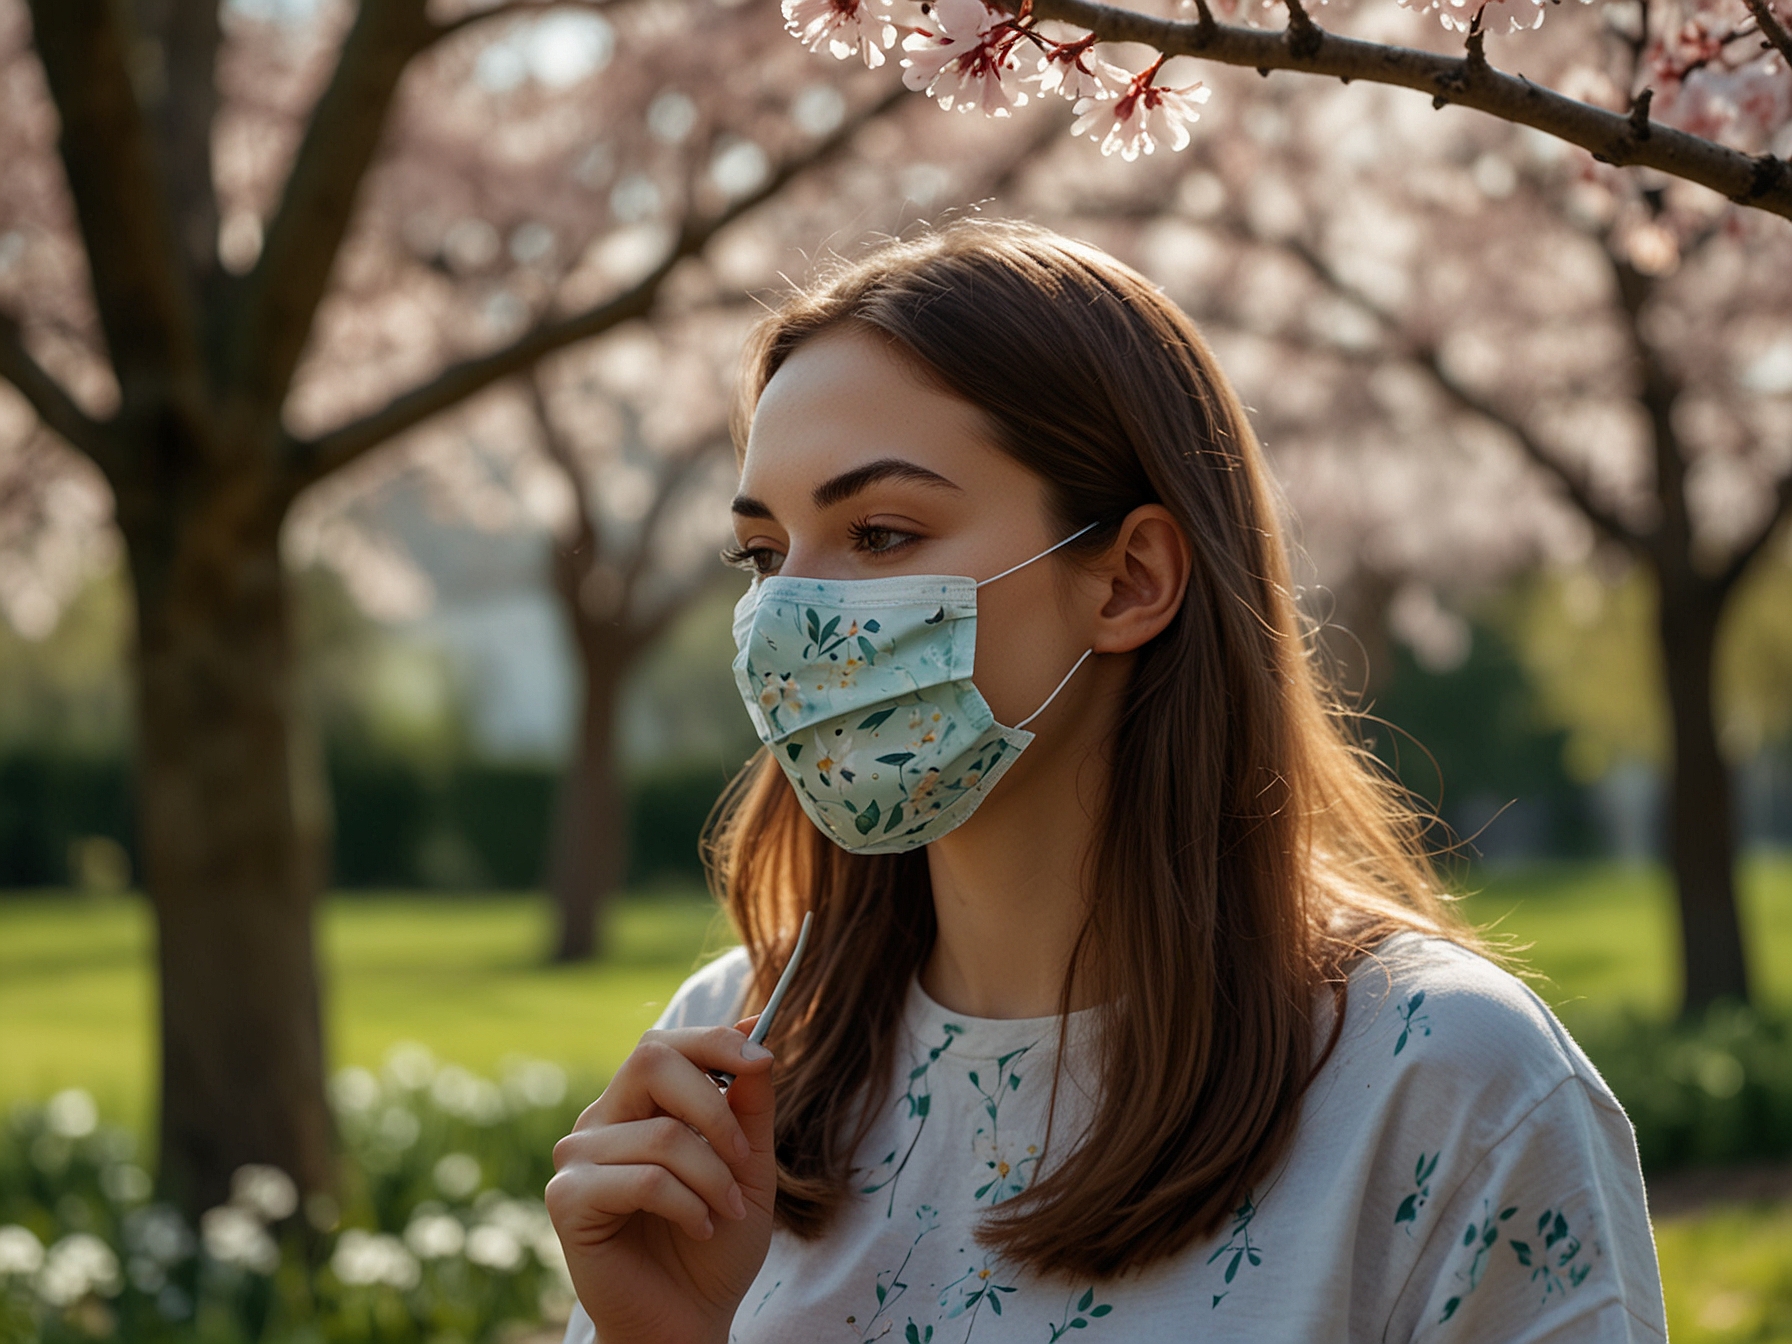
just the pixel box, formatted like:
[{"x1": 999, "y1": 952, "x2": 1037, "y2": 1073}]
[
  {"x1": 0, "y1": 0, "x2": 911, "y2": 1216},
  {"x1": 1018, "y1": 70, "x2": 1791, "y2": 1010}
]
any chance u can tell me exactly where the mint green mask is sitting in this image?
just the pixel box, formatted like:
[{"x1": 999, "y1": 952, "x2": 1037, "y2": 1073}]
[{"x1": 730, "y1": 525, "x2": 1097, "y2": 854}]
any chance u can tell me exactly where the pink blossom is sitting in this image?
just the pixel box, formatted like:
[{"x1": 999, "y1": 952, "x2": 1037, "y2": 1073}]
[
  {"x1": 1029, "y1": 37, "x2": 1130, "y2": 102},
  {"x1": 783, "y1": 0, "x2": 898, "y2": 68},
  {"x1": 900, "y1": 0, "x2": 1031, "y2": 115},
  {"x1": 1392, "y1": 0, "x2": 1589, "y2": 34},
  {"x1": 1070, "y1": 64, "x2": 1211, "y2": 159}
]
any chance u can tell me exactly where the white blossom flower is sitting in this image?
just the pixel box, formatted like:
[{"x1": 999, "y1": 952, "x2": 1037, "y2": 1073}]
[
  {"x1": 466, "y1": 1224, "x2": 524, "y2": 1272},
  {"x1": 783, "y1": 0, "x2": 898, "y2": 68},
  {"x1": 1071, "y1": 64, "x2": 1211, "y2": 159},
  {"x1": 99, "y1": 1162, "x2": 152, "y2": 1205},
  {"x1": 384, "y1": 1042, "x2": 436, "y2": 1091},
  {"x1": 434, "y1": 1152, "x2": 483, "y2": 1200},
  {"x1": 45, "y1": 1089, "x2": 98, "y2": 1139},
  {"x1": 35, "y1": 1234, "x2": 120, "y2": 1305},
  {"x1": 331, "y1": 1229, "x2": 421, "y2": 1290},
  {"x1": 0, "y1": 1226, "x2": 44, "y2": 1277},
  {"x1": 201, "y1": 1206, "x2": 280, "y2": 1274},
  {"x1": 230, "y1": 1164, "x2": 298, "y2": 1222},
  {"x1": 404, "y1": 1212, "x2": 466, "y2": 1260},
  {"x1": 122, "y1": 1206, "x2": 195, "y2": 1266},
  {"x1": 503, "y1": 1059, "x2": 568, "y2": 1110},
  {"x1": 900, "y1": 0, "x2": 1030, "y2": 115},
  {"x1": 329, "y1": 1067, "x2": 381, "y2": 1115},
  {"x1": 1029, "y1": 39, "x2": 1129, "y2": 101}
]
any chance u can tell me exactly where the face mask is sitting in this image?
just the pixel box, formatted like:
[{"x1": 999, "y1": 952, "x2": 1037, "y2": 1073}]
[{"x1": 730, "y1": 523, "x2": 1099, "y2": 854}]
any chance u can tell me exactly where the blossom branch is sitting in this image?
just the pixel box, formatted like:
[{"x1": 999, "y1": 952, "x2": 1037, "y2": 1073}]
[
  {"x1": 1739, "y1": 0, "x2": 1792, "y2": 67},
  {"x1": 0, "y1": 310, "x2": 113, "y2": 469},
  {"x1": 980, "y1": 0, "x2": 1792, "y2": 219},
  {"x1": 430, "y1": 0, "x2": 652, "y2": 43},
  {"x1": 281, "y1": 82, "x2": 909, "y2": 492},
  {"x1": 1266, "y1": 231, "x2": 1646, "y2": 549}
]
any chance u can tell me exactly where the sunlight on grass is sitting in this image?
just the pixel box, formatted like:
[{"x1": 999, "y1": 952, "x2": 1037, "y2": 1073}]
[{"x1": 1656, "y1": 1202, "x2": 1792, "y2": 1342}]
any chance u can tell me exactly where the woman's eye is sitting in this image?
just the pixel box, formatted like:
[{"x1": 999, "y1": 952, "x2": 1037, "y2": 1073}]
[
  {"x1": 721, "y1": 544, "x2": 782, "y2": 576},
  {"x1": 850, "y1": 523, "x2": 916, "y2": 555}
]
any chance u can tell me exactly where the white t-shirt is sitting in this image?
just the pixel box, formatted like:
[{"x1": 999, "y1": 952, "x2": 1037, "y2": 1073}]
[{"x1": 564, "y1": 931, "x2": 1667, "y2": 1342}]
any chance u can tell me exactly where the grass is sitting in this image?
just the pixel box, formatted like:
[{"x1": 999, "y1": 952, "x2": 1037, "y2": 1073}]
[{"x1": 2, "y1": 854, "x2": 1790, "y2": 1340}]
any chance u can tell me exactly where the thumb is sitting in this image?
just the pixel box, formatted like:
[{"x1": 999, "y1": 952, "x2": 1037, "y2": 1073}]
[{"x1": 726, "y1": 1013, "x2": 778, "y2": 1203}]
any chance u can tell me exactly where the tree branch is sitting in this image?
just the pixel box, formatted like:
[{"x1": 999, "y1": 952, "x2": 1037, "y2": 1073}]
[
  {"x1": 1265, "y1": 230, "x2": 1646, "y2": 551},
  {"x1": 0, "y1": 309, "x2": 114, "y2": 468},
  {"x1": 618, "y1": 430, "x2": 731, "y2": 629},
  {"x1": 24, "y1": 0, "x2": 205, "y2": 402},
  {"x1": 1718, "y1": 463, "x2": 1792, "y2": 594},
  {"x1": 996, "y1": 0, "x2": 1792, "y2": 220},
  {"x1": 231, "y1": 0, "x2": 437, "y2": 415},
  {"x1": 282, "y1": 80, "x2": 912, "y2": 492},
  {"x1": 1740, "y1": 0, "x2": 1792, "y2": 68},
  {"x1": 429, "y1": 0, "x2": 653, "y2": 43}
]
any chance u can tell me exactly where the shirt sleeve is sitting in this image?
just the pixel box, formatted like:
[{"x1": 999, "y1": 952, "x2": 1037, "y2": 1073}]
[
  {"x1": 1398, "y1": 1072, "x2": 1667, "y2": 1343},
  {"x1": 559, "y1": 945, "x2": 756, "y2": 1344}
]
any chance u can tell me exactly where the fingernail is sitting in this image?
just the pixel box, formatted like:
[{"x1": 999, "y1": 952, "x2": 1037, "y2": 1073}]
[
  {"x1": 728, "y1": 1186, "x2": 746, "y2": 1220},
  {"x1": 741, "y1": 1041, "x2": 771, "y2": 1061},
  {"x1": 734, "y1": 1131, "x2": 752, "y2": 1161}
]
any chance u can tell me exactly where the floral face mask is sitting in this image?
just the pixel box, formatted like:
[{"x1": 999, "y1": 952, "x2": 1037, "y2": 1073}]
[{"x1": 730, "y1": 523, "x2": 1098, "y2": 854}]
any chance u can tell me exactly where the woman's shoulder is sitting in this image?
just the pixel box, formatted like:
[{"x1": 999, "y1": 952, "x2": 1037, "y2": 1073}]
[
  {"x1": 651, "y1": 944, "x2": 755, "y2": 1032},
  {"x1": 1324, "y1": 929, "x2": 1623, "y2": 1121}
]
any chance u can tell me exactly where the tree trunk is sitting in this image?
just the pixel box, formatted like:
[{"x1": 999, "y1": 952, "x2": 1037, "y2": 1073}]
[
  {"x1": 1655, "y1": 566, "x2": 1752, "y2": 1013},
  {"x1": 549, "y1": 656, "x2": 628, "y2": 964},
  {"x1": 121, "y1": 470, "x2": 334, "y2": 1215}
]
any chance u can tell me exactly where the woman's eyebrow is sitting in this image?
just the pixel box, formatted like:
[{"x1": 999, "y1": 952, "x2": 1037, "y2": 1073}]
[{"x1": 810, "y1": 457, "x2": 962, "y2": 510}]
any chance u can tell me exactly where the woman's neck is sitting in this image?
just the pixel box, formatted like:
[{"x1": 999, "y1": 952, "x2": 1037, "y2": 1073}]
[{"x1": 916, "y1": 657, "x2": 1126, "y2": 1020}]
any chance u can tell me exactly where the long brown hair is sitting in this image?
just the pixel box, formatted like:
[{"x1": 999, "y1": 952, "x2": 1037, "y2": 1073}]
[{"x1": 703, "y1": 216, "x2": 1477, "y2": 1281}]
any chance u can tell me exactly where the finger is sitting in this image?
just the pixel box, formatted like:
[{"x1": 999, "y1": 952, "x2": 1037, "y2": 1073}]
[
  {"x1": 546, "y1": 1161, "x2": 716, "y2": 1243},
  {"x1": 582, "y1": 1026, "x2": 771, "y2": 1158},
  {"x1": 555, "y1": 1116, "x2": 747, "y2": 1223},
  {"x1": 720, "y1": 1015, "x2": 779, "y2": 1206}
]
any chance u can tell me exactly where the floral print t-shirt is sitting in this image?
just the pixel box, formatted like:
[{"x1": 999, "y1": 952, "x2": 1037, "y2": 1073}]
[{"x1": 563, "y1": 932, "x2": 1667, "y2": 1342}]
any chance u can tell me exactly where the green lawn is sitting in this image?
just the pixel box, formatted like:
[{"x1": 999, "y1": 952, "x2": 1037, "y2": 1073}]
[{"x1": 2, "y1": 855, "x2": 1789, "y2": 1340}]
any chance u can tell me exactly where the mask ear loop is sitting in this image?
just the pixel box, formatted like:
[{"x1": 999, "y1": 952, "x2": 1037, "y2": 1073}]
[
  {"x1": 975, "y1": 520, "x2": 1103, "y2": 589},
  {"x1": 1014, "y1": 648, "x2": 1095, "y2": 731}
]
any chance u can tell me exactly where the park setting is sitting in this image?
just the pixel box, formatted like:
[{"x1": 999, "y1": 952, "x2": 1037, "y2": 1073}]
[{"x1": 0, "y1": 0, "x2": 1790, "y2": 1337}]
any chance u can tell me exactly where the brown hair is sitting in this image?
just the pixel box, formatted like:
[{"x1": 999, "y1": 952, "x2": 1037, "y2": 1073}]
[{"x1": 704, "y1": 216, "x2": 1477, "y2": 1281}]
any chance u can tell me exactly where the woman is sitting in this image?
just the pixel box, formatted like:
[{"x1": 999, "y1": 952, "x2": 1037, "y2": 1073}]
[{"x1": 547, "y1": 218, "x2": 1667, "y2": 1343}]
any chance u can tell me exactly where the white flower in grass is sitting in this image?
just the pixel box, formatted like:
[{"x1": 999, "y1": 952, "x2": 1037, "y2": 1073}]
[
  {"x1": 330, "y1": 1067, "x2": 381, "y2": 1115},
  {"x1": 201, "y1": 1206, "x2": 279, "y2": 1274},
  {"x1": 783, "y1": 0, "x2": 897, "y2": 67},
  {"x1": 230, "y1": 1164, "x2": 298, "y2": 1222},
  {"x1": 900, "y1": 0, "x2": 1030, "y2": 115},
  {"x1": 1071, "y1": 61, "x2": 1211, "y2": 159},
  {"x1": 331, "y1": 1229, "x2": 421, "y2": 1290},
  {"x1": 1029, "y1": 39, "x2": 1129, "y2": 101},
  {"x1": 36, "y1": 1234, "x2": 120, "y2": 1305},
  {"x1": 466, "y1": 1224, "x2": 525, "y2": 1272},
  {"x1": 122, "y1": 1206, "x2": 195, "y2": 1266},
  {"x1": 0, "y1": 1226, "x2": 44, "y2": 1277},
  {"x1": 45, "y1": 1089, "x2": 98, "y2": 1139},
  {"x1": 434, "y1": 1152, "x2": 483, "y2": 1201},
  {"x1": 404, "y1": 1212, "x2": 465, "y2": 1260}
]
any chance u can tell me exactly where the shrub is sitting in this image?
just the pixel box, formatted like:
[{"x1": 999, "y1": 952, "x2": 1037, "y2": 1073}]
[
  {"x1": 1569, "y1": 1004, "x2": 1792, "y2": 1173},
  {"x1": 0, "y1": 1050, "x2": 592, "y2": 1343}
]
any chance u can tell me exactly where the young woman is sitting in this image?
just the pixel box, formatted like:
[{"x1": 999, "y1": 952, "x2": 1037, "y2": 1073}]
[{"x1": 547, "y1": 218, "x2": 1668, "y2": 1343}]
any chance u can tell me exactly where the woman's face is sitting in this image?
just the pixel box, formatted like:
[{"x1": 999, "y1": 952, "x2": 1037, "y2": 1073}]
[{"x1": 732, "y1": 323, "x2": 1100, "y2": 732}]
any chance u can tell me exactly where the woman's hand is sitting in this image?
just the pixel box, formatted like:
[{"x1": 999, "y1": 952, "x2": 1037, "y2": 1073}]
[{"x1": 547, "y1": 1015, "x2": 777, "y2": 1344}]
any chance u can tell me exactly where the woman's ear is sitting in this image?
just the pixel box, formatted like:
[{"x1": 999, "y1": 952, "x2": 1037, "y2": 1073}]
[{"x1": 1088, "y1": 505, "x2": 1191, "y2": 655}]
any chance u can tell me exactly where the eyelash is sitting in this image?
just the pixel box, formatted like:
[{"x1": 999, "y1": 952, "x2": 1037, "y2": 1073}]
[{"x1": 720, "y1": 521, "x2": 919, "y2": 576}]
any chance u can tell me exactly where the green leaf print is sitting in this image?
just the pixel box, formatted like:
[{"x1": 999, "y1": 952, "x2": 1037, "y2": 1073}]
[
  {"x1": 904, "y1": 1321, "x2": 932, "y2": 1344},
  {"x1": 1396, "y1": 1150, "x2": 1440, "y2": 1232},
  {"x1": 1205, "y1": 1194, "x2": 1263, "y2": 1308},
  {"x1": 856, "y1": 1029, "x2": 962, "y2": 1215},
  {"x1": 877, "y1": 751, "x2": 916, "y2": 766},
  {"x1": 1511, "y1": 1207, "x2": 1595, "y2": 1303},
  {"x1": 858, "y1": 706, "x2": 899, "y2": 732},
  {"x1": 1046, "y1": 1286, "x2": 1115, "y2": 1341},
  {"x1": 1394, "y1": 991, "x2": 1432, "y2": 1056},
  {"x1": 863, "y1": 619, "x2": 881, "y2": 632},
  {"x1": 854, "y1": 799, "x2": 881, "y2": 834},
  {"x1": 858, "y1": 635, "x2": 880, "y2": 664},
  {"x1": 1438, "y1": 1199, "x2": 1521, "y2": 1324},
  {"x1": 785, "y1": 742, "x2": 803, "y2": 762}
]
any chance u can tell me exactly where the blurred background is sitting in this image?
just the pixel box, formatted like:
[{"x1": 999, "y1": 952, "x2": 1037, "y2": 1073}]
[{"x1": 0, "y1": 0, "x2": 1789, "y2": 1338}]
